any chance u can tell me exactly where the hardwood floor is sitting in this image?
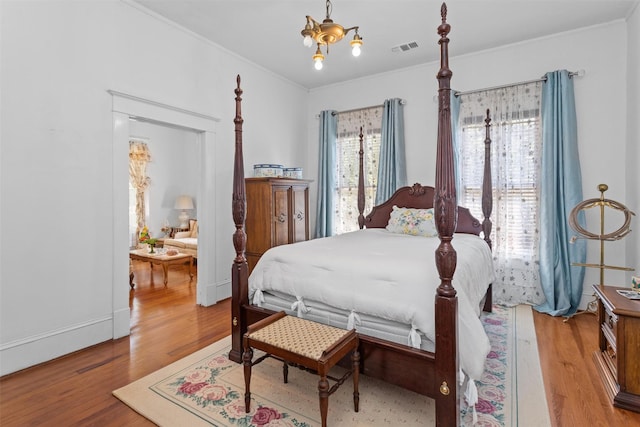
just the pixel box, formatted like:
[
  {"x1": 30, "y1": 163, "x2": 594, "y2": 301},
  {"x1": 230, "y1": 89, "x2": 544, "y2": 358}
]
[
  {"x1": 0, "y1": 260, "x2": 230, "y2": 426},
  {"x1": 1, "y1": 262, "x2": 639, "y2": 426},
  {"x1": 533, "y1": 308, "x2": 640, "y2": 426}
]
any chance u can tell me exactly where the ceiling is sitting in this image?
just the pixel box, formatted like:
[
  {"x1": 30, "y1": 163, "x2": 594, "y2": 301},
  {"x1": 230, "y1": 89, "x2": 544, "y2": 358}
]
[{"x1": 131, "y1": 0, "x2": 637, "y2": 89}]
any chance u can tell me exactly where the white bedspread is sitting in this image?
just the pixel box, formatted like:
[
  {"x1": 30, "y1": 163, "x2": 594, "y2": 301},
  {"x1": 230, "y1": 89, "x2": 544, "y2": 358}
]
[{"x1": 249, "y1": 228, "x2": 495, "y2": 380}]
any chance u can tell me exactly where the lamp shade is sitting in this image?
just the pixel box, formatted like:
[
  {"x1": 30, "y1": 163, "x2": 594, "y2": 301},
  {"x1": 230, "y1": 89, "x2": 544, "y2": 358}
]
[{"x1": 174, "y1": 195, "x2": 194, "y2": 210}]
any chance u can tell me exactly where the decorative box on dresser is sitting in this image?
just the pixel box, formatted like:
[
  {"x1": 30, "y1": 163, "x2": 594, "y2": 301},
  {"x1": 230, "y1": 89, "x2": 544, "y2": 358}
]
[
  {"x1": 592, "y1": 284, "x2": 640, "y2": 413},
  {"x1": 245, "y1": 177, "x2": 312, "y2": 273}
]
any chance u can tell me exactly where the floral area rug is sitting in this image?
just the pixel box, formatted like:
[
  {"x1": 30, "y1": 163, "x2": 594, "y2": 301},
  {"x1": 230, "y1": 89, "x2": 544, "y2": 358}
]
[
  {"x1": 113, "y1": 305, "x2": 546, "y2": 426},
  {"x1": 461, "y1": 305, "x2": 513, "y2": 426}
]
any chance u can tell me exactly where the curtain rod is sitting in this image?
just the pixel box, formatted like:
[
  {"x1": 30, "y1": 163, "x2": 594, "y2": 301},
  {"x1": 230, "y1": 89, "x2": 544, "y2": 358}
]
[
  {"x1": 316, "y1": 99, "x2": 406, "y2": 118},
  {"x1": 335, "y1": 99, "x2": 406, "y2": 115},
  {"x1": 454, "y1": 69, "x2": 585, "y2": 97}
]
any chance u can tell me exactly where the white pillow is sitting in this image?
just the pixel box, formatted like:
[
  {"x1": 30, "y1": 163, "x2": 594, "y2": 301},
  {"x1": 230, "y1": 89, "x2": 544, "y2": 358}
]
[{"x1": 386, "y1": 205, "x2": 438, "y2": 237}]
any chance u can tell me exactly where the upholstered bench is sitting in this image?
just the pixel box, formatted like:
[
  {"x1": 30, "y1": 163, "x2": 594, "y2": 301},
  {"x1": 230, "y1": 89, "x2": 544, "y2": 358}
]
[{"x1": 243, "y1": 311, "x2": 360, "y2": 427}]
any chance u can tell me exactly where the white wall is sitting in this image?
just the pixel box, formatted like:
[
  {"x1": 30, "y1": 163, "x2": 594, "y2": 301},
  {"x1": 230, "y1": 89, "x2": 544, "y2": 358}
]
[
  {"x1": 0, "y1": 0, "x2": 308, "y2": 375},
  {"x1": 129, "y1": 121, "x2": 199, "y2": 237},
  {"x1": 307, "y1": 20, "x2": 631, "y2": 307},
  {"x1": 626, "y1": 4, "x2": 640, "y2": 282}
]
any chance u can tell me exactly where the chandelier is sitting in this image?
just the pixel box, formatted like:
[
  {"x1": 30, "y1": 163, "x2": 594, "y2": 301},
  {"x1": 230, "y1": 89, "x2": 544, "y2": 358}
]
[{"x1": 300, "y1": 0, "x2": 363, "y2": 70}]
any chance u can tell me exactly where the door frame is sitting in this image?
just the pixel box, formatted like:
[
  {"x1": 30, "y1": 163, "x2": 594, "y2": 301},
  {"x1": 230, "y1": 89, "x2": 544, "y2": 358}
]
[{"x1": 109, "y1": 90, "x2": 219, "y2": 338}]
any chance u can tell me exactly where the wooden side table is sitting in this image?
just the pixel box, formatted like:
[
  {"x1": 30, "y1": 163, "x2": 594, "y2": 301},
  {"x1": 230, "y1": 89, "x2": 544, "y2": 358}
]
[
  {"x1": 243, "y1": 312, "x2": 359, "y2": 427},
  {"x1": 593, "y1": 284, "x2": 640, "y2": 413}
]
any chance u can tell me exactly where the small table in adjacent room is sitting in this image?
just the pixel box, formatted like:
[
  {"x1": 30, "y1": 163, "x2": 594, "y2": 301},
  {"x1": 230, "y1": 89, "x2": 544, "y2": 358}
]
[
  {"x1": 592, "y1": 284, "x2": 640, "y2": 413},
  {"x1": 129, "y1": 249, "x2": 193, "y2": 287}
]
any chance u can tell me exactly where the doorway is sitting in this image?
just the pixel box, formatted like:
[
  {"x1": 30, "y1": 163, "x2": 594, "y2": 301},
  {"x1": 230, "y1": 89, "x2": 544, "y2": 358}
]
[{"x1": 110, "y1": 90, "x2": 219, "y2": 339}]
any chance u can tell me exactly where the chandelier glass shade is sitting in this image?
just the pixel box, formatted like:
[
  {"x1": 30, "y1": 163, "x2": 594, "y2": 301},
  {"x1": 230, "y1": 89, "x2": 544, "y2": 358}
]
[{"x1": 301, "y1": 0, "x2": 362, "y2": 69}]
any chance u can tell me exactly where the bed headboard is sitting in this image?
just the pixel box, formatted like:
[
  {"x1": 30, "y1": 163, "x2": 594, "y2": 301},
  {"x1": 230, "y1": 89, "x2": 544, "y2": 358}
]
[{"x1": 362, "y1": 183, "x2": 482, "y2": 235}]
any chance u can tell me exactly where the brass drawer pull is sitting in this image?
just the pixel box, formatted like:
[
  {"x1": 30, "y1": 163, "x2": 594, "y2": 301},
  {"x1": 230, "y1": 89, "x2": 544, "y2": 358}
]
[{"x1": 439, "y1": 381, "x2": 450, "y2": 395}]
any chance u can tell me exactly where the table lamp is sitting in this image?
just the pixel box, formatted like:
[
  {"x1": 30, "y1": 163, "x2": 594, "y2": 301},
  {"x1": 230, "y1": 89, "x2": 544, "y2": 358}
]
[{"x1": 174, "y1": 195, "x2": 194, "y2": 229}]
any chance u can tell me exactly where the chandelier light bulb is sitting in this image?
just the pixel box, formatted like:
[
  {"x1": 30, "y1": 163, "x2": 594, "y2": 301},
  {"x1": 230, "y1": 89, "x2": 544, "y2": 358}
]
[
  {"x1": 313, "y1": 45, "x2": 324, "y2": 70},
  {"x1": 350, "y1": 34, "x2": 363, "y2": 57},
  {"x1": 303, "y1": 35, "x2": 313, "y2": 48}
]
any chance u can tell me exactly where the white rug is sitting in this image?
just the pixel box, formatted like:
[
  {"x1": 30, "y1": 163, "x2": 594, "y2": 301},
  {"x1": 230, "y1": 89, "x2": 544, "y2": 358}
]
[
  {"x1": 113, "y1": 305, "x2": 549, "y2": 426},
  {"x1": 511, "y1": 304, "x2": 551, "y2": 426}
]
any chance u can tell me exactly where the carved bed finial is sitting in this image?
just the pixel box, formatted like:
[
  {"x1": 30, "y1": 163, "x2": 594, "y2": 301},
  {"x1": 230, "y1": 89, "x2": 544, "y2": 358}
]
[
  {"x1": 437, "y1": 4, "x2": 451, "y2": 83},
  {"x1": 234, "y1": 75, "x2": 243, "y2": 126}
]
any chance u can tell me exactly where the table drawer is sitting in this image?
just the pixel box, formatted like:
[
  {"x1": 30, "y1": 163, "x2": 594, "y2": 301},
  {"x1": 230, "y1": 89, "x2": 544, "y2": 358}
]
[{"x1": 603, "y1": 305, "x2": 618, "y2": 345}]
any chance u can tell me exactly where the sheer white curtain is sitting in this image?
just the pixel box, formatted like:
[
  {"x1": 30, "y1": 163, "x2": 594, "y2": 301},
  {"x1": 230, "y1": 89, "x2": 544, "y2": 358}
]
[
  {"x1": 129, "y1": 140, "x2": 151, "y2": 245},
  {"x1": 457, "y1": 82, "x2": 545, "y2": 305},
  {"x1": 334, "y1": 106, "x2": 383, "y2": 234}
]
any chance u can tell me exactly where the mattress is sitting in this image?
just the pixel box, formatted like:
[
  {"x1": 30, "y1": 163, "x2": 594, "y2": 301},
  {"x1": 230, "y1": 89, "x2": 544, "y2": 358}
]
[
  {"x1": 257, "y1": 289, "x2": 436, "y2": 353},
  {"x1": 249, "y1": 228, "x2": 495, "y2": 381}
]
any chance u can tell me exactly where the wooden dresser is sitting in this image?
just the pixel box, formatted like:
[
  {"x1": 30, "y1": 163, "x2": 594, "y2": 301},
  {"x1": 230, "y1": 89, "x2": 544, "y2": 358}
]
[
  {"x1": 592, "y1": 284, "x2": 640, "y2": 413},
  {"x1": 245, "y1": 178, "x2": 312, "y2": 273}
]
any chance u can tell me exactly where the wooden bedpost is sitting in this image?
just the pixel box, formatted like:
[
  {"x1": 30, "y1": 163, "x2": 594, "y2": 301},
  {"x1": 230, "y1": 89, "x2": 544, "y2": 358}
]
[
  {"x1": 481, "y1": 109, "x2": 494, "y2": 313},
  {"x1": 229, "y1": 75, "x2": 249, "y2": 363},
  {"x1": 357, "y1": 127, "x2": 365, "y2": 229},
  {"x1": 433, "y1": 3, "x2": 459, "y2": 426},
  {"x1": 482, "y1": 109, "x2": 493, "y2": 250}
]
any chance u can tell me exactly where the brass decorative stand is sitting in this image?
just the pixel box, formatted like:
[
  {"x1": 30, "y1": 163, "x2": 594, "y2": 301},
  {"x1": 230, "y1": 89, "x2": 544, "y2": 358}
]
[{"x1": 565, "y1": 184, "x2": 635, "y2": 321}]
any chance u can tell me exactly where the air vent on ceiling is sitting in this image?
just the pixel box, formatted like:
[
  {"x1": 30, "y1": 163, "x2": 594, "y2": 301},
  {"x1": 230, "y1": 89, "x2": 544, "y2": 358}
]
[{"x1": 392, "y1": 41, "x2": 419, "y2": 53}]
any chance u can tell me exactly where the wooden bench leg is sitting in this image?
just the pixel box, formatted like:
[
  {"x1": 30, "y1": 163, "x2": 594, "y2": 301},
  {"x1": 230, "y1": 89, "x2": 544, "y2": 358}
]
[
  {"x1": 318, "y1": 376, "x2": 329, "y2": 427},
  {"x1": 352, "y1": 349, "x2": 360, "y2": 412},
  {"x1": 283, "y1": 361, "x2": 288, "y2": 384},
  {"x1": 243, "y1": 347, "x2": 253, "y2": 412}
]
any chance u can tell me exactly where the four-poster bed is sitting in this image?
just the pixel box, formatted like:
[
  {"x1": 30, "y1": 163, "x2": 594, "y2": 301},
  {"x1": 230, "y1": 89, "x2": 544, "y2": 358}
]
[{"x1": 230, "y1": 4, "x2": 494, "y2": 425}]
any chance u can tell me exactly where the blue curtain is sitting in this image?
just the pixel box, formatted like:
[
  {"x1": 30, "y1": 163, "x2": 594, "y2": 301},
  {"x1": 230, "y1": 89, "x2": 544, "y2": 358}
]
[
  {"x1": 535, "y1": 70, "x2": 587, "y2": 317},
  {"x1": 314, "y1": 110, "x2": 337, "y2": 238},
  {"x1": 375, "y1": 99, "x2": 407, "y2": 205},
  {"x1": 450, "y1": 92, "x2": 462, "y2": 200}
]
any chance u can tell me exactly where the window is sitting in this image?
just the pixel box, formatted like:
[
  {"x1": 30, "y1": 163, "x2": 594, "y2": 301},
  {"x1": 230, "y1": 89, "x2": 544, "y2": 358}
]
[
  {"x1": 458, "y1": 110, "x2": 541, "y2": 258},
  {"x1": 129, "y1": 139, "x2": 151, "y2": 247},
  {"x1": 457, "y1": 81, "x2": 544, "y2": 305},
  {"x1": 334, "y1": 106, "x2": 383, "y2": 234}
]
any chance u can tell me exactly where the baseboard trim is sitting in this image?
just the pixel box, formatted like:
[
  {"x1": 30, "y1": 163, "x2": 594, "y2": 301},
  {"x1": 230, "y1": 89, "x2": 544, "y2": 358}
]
[
  {"x1": 0, "y1": 317, "x2": 113, "y2": 376},
  {"x1": 197, "y1": 280, "x2": 230, "y2": 307},
  {"x1": 216, "y1": 279, "x2": 231, "y2": 301},
  {"x1": 113, "y1": 307, "x2": 131, "y2": 339}
]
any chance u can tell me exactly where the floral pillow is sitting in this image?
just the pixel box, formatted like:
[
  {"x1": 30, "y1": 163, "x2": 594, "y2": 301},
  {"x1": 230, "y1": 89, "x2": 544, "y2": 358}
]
[{"x1": 386, "y1": 205, "x2": 438, "y2": 237}]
